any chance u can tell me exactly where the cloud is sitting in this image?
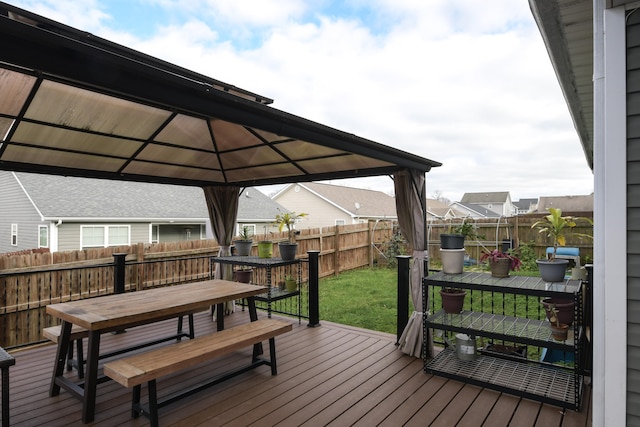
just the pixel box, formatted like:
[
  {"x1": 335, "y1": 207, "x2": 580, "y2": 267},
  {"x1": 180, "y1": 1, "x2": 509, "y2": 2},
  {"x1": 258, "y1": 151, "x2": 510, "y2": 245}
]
[{"x1": 8, "y1": 0, "x2": 593, "y2": 202}]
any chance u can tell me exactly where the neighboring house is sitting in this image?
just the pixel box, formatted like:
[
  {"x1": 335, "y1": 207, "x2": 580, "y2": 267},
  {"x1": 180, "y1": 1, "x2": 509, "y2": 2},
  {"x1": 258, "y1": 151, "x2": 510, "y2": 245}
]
[
  {"x1": 531, "y1": 1, "x2": 634, "y2": 424},
  {"x1": 448, "y1": 201, "x2": 501, "y2": 219},
  {"x1": 513, "y1": 198, "x2": 538, "y2": 215},
  {"x1": 273, "y1": 182, "x2": 397, "y2": 230},
  {"x1": 0, "y1": 171, "x2": 284, "y2": 253},
  {"x1": 459, "y1": 191, "x2": 516, "y2": 217},
  {"x1": 535, "y1": 194, "x2": 594, "y2": 214},
  {"x1": 426, "y1": 198, "x2": 463, "y2": 219}
]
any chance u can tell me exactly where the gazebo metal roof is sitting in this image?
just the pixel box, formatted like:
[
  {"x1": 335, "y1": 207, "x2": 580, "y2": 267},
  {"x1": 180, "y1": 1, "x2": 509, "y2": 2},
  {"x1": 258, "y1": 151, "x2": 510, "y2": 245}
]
[{"x1": 0, "y1": 2, "x2": 441, "y2": 189}]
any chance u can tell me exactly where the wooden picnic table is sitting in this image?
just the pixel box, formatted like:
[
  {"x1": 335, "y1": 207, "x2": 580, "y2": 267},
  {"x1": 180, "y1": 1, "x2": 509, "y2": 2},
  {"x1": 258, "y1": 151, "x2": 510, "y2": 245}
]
[{"x1": 46, "y1": 279, "x2": 267, "y2": 424}]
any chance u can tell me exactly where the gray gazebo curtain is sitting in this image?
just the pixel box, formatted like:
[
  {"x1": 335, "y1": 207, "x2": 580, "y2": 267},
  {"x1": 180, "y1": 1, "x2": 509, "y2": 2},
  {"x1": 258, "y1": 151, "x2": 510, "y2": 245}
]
[
  {"x1": 394, "y1": 169, "x2": 433, "y2": 359},
  {"x1": 203, "y1": 185, "x2": 241, "y2": 313}
]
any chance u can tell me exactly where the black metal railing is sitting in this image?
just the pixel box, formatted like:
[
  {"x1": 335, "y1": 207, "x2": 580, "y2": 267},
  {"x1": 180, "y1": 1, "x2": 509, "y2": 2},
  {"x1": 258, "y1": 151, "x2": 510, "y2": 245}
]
[{"x1": 1, "y1": 252, "x2": 319, "y2": 349}]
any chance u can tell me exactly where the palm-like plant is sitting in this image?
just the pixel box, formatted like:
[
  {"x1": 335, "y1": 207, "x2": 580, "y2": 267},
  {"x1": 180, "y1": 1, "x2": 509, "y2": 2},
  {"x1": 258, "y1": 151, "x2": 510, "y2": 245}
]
[
  {"x1": 274, "y1": 211, "x2": 308, "y2": 243},
  {"x1": 531, "y1": 208, "x2": 592, "y2": 261}
]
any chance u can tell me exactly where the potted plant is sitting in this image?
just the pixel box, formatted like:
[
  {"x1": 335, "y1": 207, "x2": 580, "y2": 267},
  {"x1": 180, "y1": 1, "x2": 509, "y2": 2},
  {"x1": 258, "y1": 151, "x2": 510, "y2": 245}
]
[
  {"x1": 531, "y1": 208, "x2": 592, "y2": 282},
  {"x1": 257, "y1": 226, "x2": 273, "y2": 258},
  {"x1": 440, "y1": 218, "x2": 480, "y2": 274},
  {"x1": 274, "y1": 211, "x2": 307, "y2": 260},
  {"x1": 440, "y1": 287, "x2": 467, "y2": 314},
  {"x1": 284, "y1": 275, "x2": 297, "y2": 292},
  {"x1": 541, "y1": 297, "x2": 574, "y2": 326},
  {"x1": 480, "y1": 249, "x2": 522, "y2": 278},
  {"x1": 233, "y1": 226, "x2": 253, "y2": 257},
  {"x1": 440, "y1": 218, "x2": 479, "y2": 249},
  {"x1": 234, "y1": 267, "x2": 252, "y2": 283},
  {"x1": 545, "y1": 303, "x2": 569, "y2": 341}
]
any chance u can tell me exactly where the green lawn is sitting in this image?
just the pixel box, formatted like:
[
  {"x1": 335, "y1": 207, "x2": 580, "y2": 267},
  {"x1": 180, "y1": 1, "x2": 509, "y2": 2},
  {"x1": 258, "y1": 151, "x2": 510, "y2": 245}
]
[
  {"x1": 319, "y1": 267, "x2": 404, "y2": 334},
  {"x1": 319, "y1": 265, "x2": 542, "y2": 334}
]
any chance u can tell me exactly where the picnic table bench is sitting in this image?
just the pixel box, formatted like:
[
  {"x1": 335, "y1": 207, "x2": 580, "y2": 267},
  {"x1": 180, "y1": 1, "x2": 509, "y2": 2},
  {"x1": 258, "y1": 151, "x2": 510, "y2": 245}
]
[{"x1": 103, "y1": 318, "x2": 292, "y2": 427}]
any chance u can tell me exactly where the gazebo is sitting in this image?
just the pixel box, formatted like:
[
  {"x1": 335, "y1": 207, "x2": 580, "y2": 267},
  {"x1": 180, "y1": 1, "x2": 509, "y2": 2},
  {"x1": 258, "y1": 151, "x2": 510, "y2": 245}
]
[{"x1": 0, "y1": 2, "x2": 441, "y2": 359}]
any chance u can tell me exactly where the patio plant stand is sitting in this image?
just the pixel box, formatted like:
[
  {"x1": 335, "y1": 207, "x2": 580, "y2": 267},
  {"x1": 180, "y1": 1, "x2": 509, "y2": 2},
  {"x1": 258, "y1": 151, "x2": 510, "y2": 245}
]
[
  {"x1": 215, "y1": 255, "x2": 302, "y2": 322},
  {"x1": 423, "y1": 271, "x2": 585, "y2": 410}
]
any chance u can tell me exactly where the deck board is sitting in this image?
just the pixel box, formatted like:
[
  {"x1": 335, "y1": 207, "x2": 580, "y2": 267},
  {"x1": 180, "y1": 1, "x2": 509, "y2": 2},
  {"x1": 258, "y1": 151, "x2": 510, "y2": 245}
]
[{"x1": 4, "y1": 311, "x2": 591, "y2": 426}]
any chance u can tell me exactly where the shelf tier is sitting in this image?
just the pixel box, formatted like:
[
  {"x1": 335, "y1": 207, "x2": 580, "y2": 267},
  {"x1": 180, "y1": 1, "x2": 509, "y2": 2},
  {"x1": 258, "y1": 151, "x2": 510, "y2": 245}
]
[
  {"x1": 425, "y1": 349, "x2": 582, "y2": 409},
  {"x1": 214, "y1": 255, "x2": 301, "y2": 267},
  {"x1": 427, "y1": 310, "x2": 576, "y2": 350},
  {"x1": 424, "y1": 271, "x2": 581, "y2": 297},
  {"x1": 253, "y1": 288, "x2": 300, "y2": 302}
]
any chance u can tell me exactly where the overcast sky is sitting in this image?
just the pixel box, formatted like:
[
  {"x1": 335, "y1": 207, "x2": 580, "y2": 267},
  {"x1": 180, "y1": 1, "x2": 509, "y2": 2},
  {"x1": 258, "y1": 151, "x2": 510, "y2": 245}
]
[{"x1": 8, "y1": 0, "x2": 594, "y2": 202}]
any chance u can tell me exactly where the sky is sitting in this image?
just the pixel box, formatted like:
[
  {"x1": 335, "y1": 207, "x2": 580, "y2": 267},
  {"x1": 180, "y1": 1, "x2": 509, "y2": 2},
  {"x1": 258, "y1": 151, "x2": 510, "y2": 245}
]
[{"x1": 6, "y1": 0, "x2": 594, "y2": 203}]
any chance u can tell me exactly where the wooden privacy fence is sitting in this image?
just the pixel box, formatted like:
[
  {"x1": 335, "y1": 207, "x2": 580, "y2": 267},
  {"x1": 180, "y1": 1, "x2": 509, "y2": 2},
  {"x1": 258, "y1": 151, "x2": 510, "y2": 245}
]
[
  {"x1": 0, "y1": 216, "x2": 593, "y2": 348},
  {"x1": 0, "y1": 222, "x2": 395, "y2": 348},
  {"x1": 427, "y1": 213, "x2": 593, "y2": 265}
]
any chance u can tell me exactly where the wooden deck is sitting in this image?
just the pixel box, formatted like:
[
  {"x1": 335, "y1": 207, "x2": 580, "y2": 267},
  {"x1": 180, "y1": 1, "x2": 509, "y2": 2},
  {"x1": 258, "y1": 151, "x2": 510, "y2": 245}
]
[{"x1": 5, "y1": 311, "x2": 591, "y2": 426}]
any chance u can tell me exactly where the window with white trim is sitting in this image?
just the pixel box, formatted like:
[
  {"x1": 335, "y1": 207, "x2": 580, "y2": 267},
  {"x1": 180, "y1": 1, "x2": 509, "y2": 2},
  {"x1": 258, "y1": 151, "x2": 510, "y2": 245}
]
[
  {"x1": 11, "y1": 224, "x2": 17, "y2": 246},
  {"x1": 39, "y1": 225, "x2": 49, "y2": 248},
  {"x1": 81, "y1": 225, "x2": 130, "y2": 249},
  {"x1": 335, "y1": 219, "x2": 346, "y2": 226},
  {"x1": 151, "y1": 225, "x2": 159, "y2": 244}
]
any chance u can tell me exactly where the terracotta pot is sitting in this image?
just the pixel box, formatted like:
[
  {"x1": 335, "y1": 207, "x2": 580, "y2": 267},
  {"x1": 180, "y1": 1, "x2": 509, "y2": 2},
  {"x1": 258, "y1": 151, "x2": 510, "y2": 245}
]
[
  {"x1": 489, "y1": 258, "x2": 511, "y2": 278},
  {"x1": 542, "y1": 298, "x2": 574, "y2": 326},
  {"x1": 550, "y1": 323, "x2": 569, "y2": 341},
  {"x1": 440, "y1": 289, "x2": 466, "y2": 314},
  {"x1": 235, "y1": 269, "x2": 252, "y2": 283}
]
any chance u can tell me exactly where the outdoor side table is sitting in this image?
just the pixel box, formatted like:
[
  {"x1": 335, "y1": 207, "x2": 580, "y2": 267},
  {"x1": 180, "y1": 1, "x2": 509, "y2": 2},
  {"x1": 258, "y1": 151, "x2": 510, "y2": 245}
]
[{"x1": 0, "y1": 347, "x2": 15, "y2": 427}]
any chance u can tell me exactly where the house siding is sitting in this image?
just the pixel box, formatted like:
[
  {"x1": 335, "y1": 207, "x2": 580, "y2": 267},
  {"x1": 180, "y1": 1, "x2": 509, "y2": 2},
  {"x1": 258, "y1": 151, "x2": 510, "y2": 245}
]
[
  {"x1": 275, "y1": 186, "x2": 350, "y2": 230},
  {"x1": 0, "y1": 171, "x2": 45, "y2": 253},
  {"x1": 57, "y1": 222, "x2": 154, "y2": 251},
  {"x1": 628, "y1": 10, "x2": 640, "y2": 425}
]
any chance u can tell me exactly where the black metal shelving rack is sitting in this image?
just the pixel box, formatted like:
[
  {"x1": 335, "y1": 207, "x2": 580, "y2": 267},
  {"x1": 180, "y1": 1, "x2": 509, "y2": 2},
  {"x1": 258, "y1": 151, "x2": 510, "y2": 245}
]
[
  {"x1": 215, "y1": 256, "x2": 301, "y2": 321},
  {"x1": 423, "y1": 271, "x2": 584, "y2": 410}
]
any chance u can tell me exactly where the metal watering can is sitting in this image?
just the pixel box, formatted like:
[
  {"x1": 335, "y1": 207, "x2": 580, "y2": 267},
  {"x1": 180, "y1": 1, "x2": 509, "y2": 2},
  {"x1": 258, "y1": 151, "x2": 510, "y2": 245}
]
[{"x1": 445, "y1": 333, "x2": 476, "y2": 361}]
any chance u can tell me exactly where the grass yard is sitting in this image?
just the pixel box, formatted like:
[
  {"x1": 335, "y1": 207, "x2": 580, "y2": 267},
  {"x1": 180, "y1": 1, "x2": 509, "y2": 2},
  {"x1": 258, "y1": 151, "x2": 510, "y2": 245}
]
[
  {"x1": 319, "y1": 267, "x2": 407, "y2": 335},
  {"x1": 319, "y1": 265, "x2": 543, "y2": 335}
]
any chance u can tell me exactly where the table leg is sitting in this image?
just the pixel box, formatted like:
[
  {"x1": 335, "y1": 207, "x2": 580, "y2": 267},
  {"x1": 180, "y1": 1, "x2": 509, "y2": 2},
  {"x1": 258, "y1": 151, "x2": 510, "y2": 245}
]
[
  {"x1": 247, "y1": 297, "x2": 263, "y2": 355},
  {"x1": 49, "y1": 321, "x2": 72, "y2": 397},
  {"x1": 82, "y1": 330, "x2": 101, "y2": 423},
  {"x1": 247, "y1": 297, "x2": 258, "y2": 322},
  {"x1": 216, "y1": 303, "x2": 224, "y2": 331}
]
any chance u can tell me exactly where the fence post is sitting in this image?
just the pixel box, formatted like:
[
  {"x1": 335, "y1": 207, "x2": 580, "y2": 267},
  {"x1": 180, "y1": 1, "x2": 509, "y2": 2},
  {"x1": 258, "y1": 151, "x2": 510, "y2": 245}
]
[
  {"x1": 307, "y1": 250, "x2": 320, "y2": 327},
  {"x1": 396, "y1": 255, "x2": 411, "y2": 343},
  {"x1": 113, "y1": 253, "x2": 127, "y2": 294}
]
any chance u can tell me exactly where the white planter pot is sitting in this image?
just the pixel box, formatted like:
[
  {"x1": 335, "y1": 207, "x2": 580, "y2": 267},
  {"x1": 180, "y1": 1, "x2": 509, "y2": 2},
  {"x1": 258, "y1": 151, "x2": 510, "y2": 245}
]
[{"x1": 440, "y1": 248, "x2": 465, "y2": 274}]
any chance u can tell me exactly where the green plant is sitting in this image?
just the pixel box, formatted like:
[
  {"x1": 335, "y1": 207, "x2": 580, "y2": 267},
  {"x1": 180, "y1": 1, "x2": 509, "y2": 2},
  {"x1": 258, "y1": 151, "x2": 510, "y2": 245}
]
[
  {"x1": 531, "y1": 208, "x2": 592, "y2": 261},
  {"x1": 479, "y1": 249, "x2": 522, "y2": 271},
  {"x1": 448, "y1": 218, "x2": 484, "y2": 241},
  {"x1": 274, "y1": 211, "x2": 308, "y2": 243},
  {"x1": 512, "y1": 241, "x2": 538, "y2": 272},
  {"x1": 383, "y1": 231, "x2": 407, "y2": 268},
  {"x1": 238, "y1": 226, "x2": 252, "y2": 241}
]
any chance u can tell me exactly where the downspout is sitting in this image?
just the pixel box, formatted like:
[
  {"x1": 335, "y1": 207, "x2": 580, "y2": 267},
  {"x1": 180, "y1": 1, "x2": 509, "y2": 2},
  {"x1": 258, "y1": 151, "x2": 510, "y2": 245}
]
[
  {"x1": 50, "y1": 219, "x2": 62, "y2": 252},
  {"x1": 594, "y1": 2, "x2": 627, "y2": 426}
]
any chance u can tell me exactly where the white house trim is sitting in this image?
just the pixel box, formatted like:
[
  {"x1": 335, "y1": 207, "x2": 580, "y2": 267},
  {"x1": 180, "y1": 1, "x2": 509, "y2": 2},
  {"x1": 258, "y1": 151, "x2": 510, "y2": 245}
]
[{"x1": 593, "y1": 5, "x2": 627, "y2": 426}]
